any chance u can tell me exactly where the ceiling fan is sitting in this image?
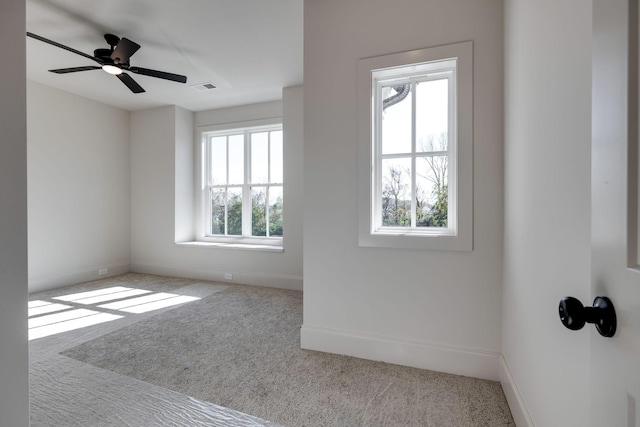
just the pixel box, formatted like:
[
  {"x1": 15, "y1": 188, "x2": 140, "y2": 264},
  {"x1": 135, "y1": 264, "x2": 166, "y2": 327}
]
[{"x1": 26, "y1": 32, "x2": 188, "y2": 94}]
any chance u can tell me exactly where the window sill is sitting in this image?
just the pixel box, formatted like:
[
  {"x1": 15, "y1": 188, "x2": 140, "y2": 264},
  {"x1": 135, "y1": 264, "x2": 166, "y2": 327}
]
[
  {"x1": 175, "y1": 241, "x2": 283, "y2": 253},
  {"x1": 372, "y1": 228, "x2": 456, "y2": 237},
  {"x1": 358, "y1": 232, "x2": 472, "y2": 252}
]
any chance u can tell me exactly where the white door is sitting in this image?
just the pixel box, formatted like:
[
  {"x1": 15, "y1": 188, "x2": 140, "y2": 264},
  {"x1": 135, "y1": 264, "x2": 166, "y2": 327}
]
[{"x1": 591, "y1": 0, "x2": 640, "y2": 425}]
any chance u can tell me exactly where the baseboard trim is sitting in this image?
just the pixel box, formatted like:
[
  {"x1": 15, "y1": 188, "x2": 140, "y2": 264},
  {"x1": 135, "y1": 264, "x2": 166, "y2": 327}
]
[
  {"x1": 499, "y1": 354, "x2": 535, "y2": 427},
  {"x1": 130, "y1": 262, "x2": 303, "y2": 291},
  {"x1": 29, "y1": 263, "x2": 131, "y2": 294},
  {"x1": 300, "y1": 324, "x2": 500, "y2": 381}
]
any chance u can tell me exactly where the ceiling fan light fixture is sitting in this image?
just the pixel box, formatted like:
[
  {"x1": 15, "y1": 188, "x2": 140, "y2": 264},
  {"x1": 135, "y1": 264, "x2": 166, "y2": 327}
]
[{"x1": 102, "y1": 64, "x2": 122, "y2": 75}]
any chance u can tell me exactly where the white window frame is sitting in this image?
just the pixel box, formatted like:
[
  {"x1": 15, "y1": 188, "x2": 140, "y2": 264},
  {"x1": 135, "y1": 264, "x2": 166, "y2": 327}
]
[
  {"x1": 196, "y1": 118, "x2": 283, "y2": 248},
  {"x1": 358, "y1": 41, "x2": 473, "y2": 251}
]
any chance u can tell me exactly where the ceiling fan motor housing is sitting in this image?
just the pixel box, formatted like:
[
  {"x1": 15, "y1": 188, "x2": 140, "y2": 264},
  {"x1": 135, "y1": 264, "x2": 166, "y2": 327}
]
[
  {"x1": 104, "y1": 33, "x2": 120, "y2": 47},
  {"x1": 94, "y1": 48, "x2": 114, "y2": 62}
]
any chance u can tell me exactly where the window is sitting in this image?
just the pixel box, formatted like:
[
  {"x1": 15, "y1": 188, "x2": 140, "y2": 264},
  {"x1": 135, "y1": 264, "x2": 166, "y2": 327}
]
[
  {"x1": 358, "y1": 42, "x2": 473, "y2": 251},
  {"x1": 198, "y1": 119, "x2": 283, "y2": 248},
  {"x1": 375, "y1": 62, "x2": 456, "y2": 232}
]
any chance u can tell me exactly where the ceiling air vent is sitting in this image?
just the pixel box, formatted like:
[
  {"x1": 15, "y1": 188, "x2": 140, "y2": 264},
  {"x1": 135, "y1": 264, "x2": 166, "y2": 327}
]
[{"x1": 191, "y1": 82, "x2": 217, "y2": 91}]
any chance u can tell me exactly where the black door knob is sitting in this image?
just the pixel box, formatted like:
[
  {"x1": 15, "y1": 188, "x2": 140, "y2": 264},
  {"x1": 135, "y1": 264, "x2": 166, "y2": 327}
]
[{"x1": 558, "y1": 296, "x2": 616, "y2": 337}]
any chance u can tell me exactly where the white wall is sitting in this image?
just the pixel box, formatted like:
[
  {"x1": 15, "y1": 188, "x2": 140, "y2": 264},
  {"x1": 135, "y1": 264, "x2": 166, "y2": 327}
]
[
  {"x1": 502, "y1": 0, "x2": 592, "y2": 426},
  {"x1": 131, "y1": 105, "x2": 185, "y2": 275},
  {"x1": 27, "y1": 81, "x2": 131, "y2": 293},
  {"x1": 302, "y1": 0, "x2": 504, "y2": 380},
  {"x1": 131, "y1": 87, "x2": 303, "y2": 290},
  {"x1": 0, "y1": 0, "x2": 29, "y2": 424}
]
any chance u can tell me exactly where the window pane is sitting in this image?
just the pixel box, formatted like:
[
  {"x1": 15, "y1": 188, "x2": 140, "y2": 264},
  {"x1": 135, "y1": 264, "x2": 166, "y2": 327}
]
[
  {"x1": 211, "y1": 137, "x2": 227, "y2": 185},
  {"x1": 416, "y1": 155, "x2": 448, "y2": 227},
  {"x1": 228, "y1": 134, "x2": 244, "y2": 185},
  {"x1": 381, "y1": 84, "x2": 412, "y2": 155},
  {"x1": 210, "y1": 188, "x2": 226, "y2": 235},
  {"x1": 227, "y1": 188, "x2": 243, "y2": 235},
  {"x1": 381, "y1": 158, "x2": 411, "y2": 227},
  {"x1": 270, "y1": 131, "x2": 283, "y2": 183},
  {"x1": 251, "y1": 132, "x2": 269, "y2": 183},
  {"x1": 204, "y1": 125, "x2": 283, "y2": 241},
  {"x1": 269, "y1": 186, "x2": 283, "y2": 236},
  {"x1": 416, "y1": 79, "x2": 448, "y2": 152},
  {"x1": 251, "y1": 187, "x2": 267, "y2": 236}
]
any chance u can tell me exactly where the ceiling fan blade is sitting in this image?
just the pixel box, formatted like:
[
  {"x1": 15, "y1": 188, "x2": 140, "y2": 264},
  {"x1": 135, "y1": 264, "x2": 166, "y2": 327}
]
[
  {"x1": 111, "y1": 37, "x2": 140, "y2": 64},
  {"x1": 27, "y1": 32, "x2": 101, "y2": 64},
  {"x1": 49, "y1": 66, "x2": 102, "y2": 74},
  {"x1": 129, "y1": 66, "x2": 187, "y2": 83},
  {"x1": 116, "y1": 72, "x2": 145, "y2": 93}
]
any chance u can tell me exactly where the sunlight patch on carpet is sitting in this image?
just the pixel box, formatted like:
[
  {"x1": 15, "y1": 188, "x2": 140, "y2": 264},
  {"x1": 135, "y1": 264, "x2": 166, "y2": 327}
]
[
  {"x1": 29, "y1": 311, "x2": 123, "y2": 340},
  {"x1": 29, "y1": 285, "x2": 201, "y2": 340},
  {"x1": 54, "y1": 287, "x2": 152, "y2": 304},
  {"x1": 99, "y1": 293, "x2": 200, "y2": 313},
  {"x1": 28, "y1": 302, "x2": 73, "y2": 317}
]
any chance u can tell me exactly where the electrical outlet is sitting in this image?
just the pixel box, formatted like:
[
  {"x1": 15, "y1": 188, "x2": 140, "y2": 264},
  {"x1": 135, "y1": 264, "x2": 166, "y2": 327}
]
[
  {"x1": 98, "y1": 268, "x2": 108, "y2": 276},
  {"x1": 224, "y1": 273, "x2": 233, "y2": 280}
]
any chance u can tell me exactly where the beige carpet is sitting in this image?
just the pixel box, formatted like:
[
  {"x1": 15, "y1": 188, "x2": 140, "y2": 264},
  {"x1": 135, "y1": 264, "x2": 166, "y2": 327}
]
[
  {"x1": 59, "y1": 275, "x2": 514, "y2": 426},
  {"x1": 29, "y1": 274, "x2": 278, "y2": 427}
]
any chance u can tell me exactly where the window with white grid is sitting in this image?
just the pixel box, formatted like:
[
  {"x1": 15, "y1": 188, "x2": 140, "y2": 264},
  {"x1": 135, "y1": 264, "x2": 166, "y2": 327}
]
[
  {"x1": 199, "y1": 120, "x2": 283, "y2": 246},
  {"x1": 358, "y1": 42, "x2": 473, "y2": 251}
]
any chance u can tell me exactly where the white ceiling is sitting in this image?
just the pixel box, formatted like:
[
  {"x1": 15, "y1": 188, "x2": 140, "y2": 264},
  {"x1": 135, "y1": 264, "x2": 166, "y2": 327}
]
[{"x1": 26, "y1": 0, "x2": 303, "y2": 112}]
